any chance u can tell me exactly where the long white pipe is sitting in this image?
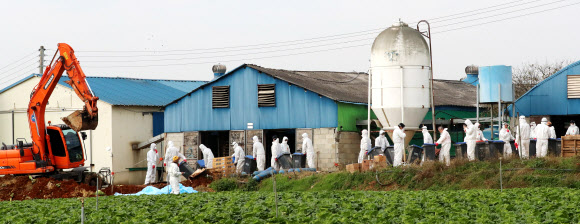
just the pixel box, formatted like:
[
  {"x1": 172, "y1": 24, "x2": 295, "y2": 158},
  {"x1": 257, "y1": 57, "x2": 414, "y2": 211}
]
[
  {"x1": 400, "y1": 66, "x2": 404, "y2": 123},
  {"x1": 368, "y1": 69, "x2": 371, "y2": 139}
]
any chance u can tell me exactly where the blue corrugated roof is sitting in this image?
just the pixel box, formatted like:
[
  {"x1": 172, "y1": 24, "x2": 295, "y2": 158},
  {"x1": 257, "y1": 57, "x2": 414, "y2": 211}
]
[
  {"x1": 0, "y1": 74, "x2": 206, "y2": 106},
  {"x1": 0, "y1": 74, "x2": 37, "y2": 94},
  {"x1": 57, "y1": 77, "x2": 206, "y2": 106}
]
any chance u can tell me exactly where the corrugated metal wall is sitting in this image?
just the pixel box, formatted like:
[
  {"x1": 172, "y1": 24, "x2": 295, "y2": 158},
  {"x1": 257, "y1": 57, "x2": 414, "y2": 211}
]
[
  {"x1": 510, "y1": 60, "x2": 580, "y2": 116},
  {"x1": 165, "y1": 66, "x2": 338, "y2": 132}
]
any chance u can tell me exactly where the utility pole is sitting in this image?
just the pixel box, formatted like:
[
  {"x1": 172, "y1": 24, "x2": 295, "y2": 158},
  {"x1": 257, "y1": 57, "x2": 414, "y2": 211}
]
[{"x1": 39, "y1": 46, "x2": 45, "y2": 74}]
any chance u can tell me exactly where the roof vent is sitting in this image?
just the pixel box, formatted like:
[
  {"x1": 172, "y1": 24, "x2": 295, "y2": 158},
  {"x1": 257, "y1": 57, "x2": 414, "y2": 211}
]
[
  {"x1": 212, "y1": 64, "x2": 227, "y2": 74},
  {"x1": 465, "y1": 65, "x2": 479, "y2": 75}
]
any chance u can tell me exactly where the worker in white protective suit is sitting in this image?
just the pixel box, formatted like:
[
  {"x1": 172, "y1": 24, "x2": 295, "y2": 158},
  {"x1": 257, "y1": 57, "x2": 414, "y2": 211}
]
[
  {"x1": 393, "y1": 124, "x2": 407, "y2": 167},
  {"x1": 435, "y1": 126, "x2": 451, "y2": 166},
  {"x1": 515, "y1": 116, "x2": 531, "y2": 159},
  {"x1": 375, "y1": 130, "x2": 390, "y2": 151},
  {"x1": 422, "y1": 126, "x2": 433, "y2": 144},
  {"x1": 271, "y1": 136, "x2": 282, "y2": 170},
  {"x1": 168, "y1": 156, "x2": 183, "y2": 194},
  {"x1": 358, "y1": 129, "x2": 372, "y2": 163},
  {"x1": 231, "y1": 142, "x2": 245, "y2": 174},
  {"x1": 499, "y1": 123, "x2": 515, "y2": 158},
  {"x1": 548, "y1": 122, "x2": 557, "y2": 139},
  {"x1": 281, "y1": 136, "x2": 291, "y2": 154},
  {"x1": 535, "y1": 117, "x2": 550, "y2": 158},
  {"x1": 199, "y1": 144, "x2": 214, "y2": 169},
  {"x1": 464, "y1": 120, "x2": 477, "y2": 161},
  {"x1": 566, "y1": 120, "x2": 579, "y2": 136},
  {"x1": 475, "y1": 123, "x2": 487, "y2": 141},
  {"x1": 302, "y1": 133, "x2": 315, "y2": 168},
  {"x1": 252, "y1": 136, "x2": 266, "y2": 171},
  {"x1": 164, "y1": 141, "x2": 186, "y2": 181},
  {"x1": 530, "y1": 122, "x2": 537, "y2": 139},
  {"x1": 144, "y1": 143, "x2": 159, "y2": 185}
]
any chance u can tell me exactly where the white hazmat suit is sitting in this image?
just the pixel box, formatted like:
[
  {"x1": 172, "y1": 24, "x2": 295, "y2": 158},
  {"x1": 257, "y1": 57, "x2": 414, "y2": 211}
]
[
  {"x1": 200, "y1": 144, "x2": 214, "y2": 169},
  {"x1": 231, "y1": 142, "x2": 245, "y2": 173},
  {"x1": 375, "y1": 130, "x2": 390, "y2": 151},
  {"x1": 271, "y1": 138, "x2": 282, "y2": 170},
  {"x1": 499, "y1": 124, "x2": 515, "y2": 158},
  {"x1": 436, "y1": 128, "x2": 451, "y2": 166},
  {"x1": 422, "y1": 127, "x2": 433, "y2": 144},
  {"x1": 281, "y1": 137, "x2": 291, "y2": 154},
  {"x1": 515, "y1": 116, "x2": 531, "y2": 159},
  {"x1": 252, "y1": 136, "x2": 266, "y2": 171},
  {"x1": 358, "y1": 129, "x2": 372, "y2": 163},
  {"x1": 549, "y1": 126, "x2": 557, "y2": 139},
  {"x1": 535, "y1": 118, "x2": 550, "y2": 158},
  {"x1": 164, "y1": 141, "x2": 186, "y2": 181},
  {"x1": 144, "y1": 143, "x2": 159, "y2": 185},
  {"x1": 392, "y1": 127, "x2": 406, "y2": 167},
  {"x1": 465, "y1": 120, "x2": 477, "y2": 161},
  {"x1": 302, "y1": 133, "x2": 315, "y2": 168},
  {"x1": 566, "y1": 123, "x2": 579, "y2": 135},
  {"x1": 475, "y1": 123, "x2": 487, "y2": 141},
  {"x1": 168, "y1": 161, "x2": 181, "y2": 194}
]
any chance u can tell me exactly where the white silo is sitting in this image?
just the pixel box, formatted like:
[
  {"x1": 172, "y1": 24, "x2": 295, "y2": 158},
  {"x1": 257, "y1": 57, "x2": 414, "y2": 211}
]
[{"x1": 370, "y1": 21, "x2": 431, "y2": 145}]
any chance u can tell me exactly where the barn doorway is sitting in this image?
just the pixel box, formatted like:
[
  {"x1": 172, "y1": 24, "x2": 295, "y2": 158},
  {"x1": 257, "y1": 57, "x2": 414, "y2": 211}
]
[
  {"x1": 263, "y1": 129, "x2": 296, "y2": 168},
  {"x1": 199, "y1": 131, "x2": 230, "y2": 158}
]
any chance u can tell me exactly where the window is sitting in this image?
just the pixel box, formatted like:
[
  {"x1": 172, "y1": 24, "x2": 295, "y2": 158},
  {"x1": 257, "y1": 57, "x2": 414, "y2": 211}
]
[
  {"x1": 568, "y1": 75, "x2": 580, "y2": 98},
  {"x1": 258, "y1": 84, "x2": 276, "y2": 107},
  {"x1": 212, "y1": 86, "x2": 230, "y2": 108}
]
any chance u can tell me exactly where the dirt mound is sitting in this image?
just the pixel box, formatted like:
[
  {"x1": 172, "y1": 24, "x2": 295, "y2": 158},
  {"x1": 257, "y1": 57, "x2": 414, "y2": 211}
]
[
  {"x1": 0, "y1": 175, "x2": 96, "y2": 201},
  {"x1": 181, "y1": 175, "x2": 212, "y2": 188}
]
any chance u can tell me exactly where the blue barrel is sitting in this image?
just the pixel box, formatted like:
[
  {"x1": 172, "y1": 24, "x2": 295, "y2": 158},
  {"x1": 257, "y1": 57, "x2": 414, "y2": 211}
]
[{"x1": 253, "y1": 167, "x2": 276, "y2": 181}]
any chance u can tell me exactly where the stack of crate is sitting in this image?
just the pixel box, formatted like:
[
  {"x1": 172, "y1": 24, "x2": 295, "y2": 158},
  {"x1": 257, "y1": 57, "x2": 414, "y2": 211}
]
[
  {"x1": 373, "y1": 155, "x2": 387, "y2": 170},
  {"x1": 346, "y1": 163, "x2": 361, "y2": 173},
  {"x1": 561, "y1": 135, "x2": 580, "y2": 157},
  {"x1": 211, "y1": 156, "x2": 236, "y2": 177}
]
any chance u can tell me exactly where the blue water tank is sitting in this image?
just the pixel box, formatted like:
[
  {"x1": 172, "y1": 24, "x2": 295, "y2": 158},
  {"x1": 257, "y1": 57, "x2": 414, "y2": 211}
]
[{"x1": 479, "y1": 65, "x2": 513, "y2": 103}]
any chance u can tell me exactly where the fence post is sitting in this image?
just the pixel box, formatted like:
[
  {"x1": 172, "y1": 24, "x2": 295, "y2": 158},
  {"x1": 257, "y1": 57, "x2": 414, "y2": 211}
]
[{"x1": 499, "y1": 158, "x2": 503, "y2": 192}]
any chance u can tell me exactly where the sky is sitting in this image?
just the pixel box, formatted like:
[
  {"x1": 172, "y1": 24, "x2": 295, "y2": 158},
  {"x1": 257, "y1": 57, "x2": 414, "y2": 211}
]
[{"x1": 0, "y1": 0, "x2": 578, "y2": 89}]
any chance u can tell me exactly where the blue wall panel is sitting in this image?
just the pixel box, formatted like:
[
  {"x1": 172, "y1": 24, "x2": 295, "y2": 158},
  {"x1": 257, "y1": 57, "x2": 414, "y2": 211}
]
[
  {"x1": 164, "y1": 66, "x2": 339, "y2": 132},
  {"x1": 510, "y1": 60, "x2": 580, "y2": 116}
]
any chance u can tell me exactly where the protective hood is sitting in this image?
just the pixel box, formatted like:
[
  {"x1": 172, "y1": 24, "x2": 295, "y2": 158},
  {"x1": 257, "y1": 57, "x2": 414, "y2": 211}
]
[
  {"x1": 283, "y1": 136, "x2": 288, "y2": 142},
  {"x1": 379, "y1": 130, "x2": 385, "y2": 135},
  {"x1": 253, "y1": 136, "x2": 260, "y2": 143},
  {"x1": 541, "y1": 117, "x2": 548, "y2": 123},
  {"x1": 232, "y1": 142, "x2": 238, "y2": 148},
  {"x1": 200, "y1": 144, "x2": 207, "y2": 151},
  {"x1": 150, "y1": 143, "x2": 156, "y2": 151},
  {"x1": 530, "y1": 122, "x2": 536, "y2": 128},
  {"x1": 362, "y1": 129, "x2": 368, "y2": 136},
  {"x1": 465, "y1": 119, "x2": 473, "y2": 128},
  {"x1": 475, "y1": 123, "x2": 481, "y2": 129},
  {"x1": 168, "y1": 141, "x2": 174, "y2": 148},
  {"x1": 302, "y1": 133, "x2": 309, "y2": 139},
  {"x1": 443, "y1": 128, "x2": 448, "y2": 132},
  {"x1": 519, "y1": 116, "x2": 528, "y2": 125}
]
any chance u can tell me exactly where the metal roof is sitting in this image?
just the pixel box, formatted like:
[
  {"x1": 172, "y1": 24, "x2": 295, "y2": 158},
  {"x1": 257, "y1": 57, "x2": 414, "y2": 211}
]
[
  {"x1": 0, "y1": 74, "x2": 206, "y2": 106},
  {"x1": 169, "y1": 63, "x2": 477, "y2": 107}
]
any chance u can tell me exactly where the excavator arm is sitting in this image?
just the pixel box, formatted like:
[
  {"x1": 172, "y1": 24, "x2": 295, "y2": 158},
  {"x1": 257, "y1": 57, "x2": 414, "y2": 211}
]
[{"x1": 27, "y1": 43, "x2": 98, "y2": 164}]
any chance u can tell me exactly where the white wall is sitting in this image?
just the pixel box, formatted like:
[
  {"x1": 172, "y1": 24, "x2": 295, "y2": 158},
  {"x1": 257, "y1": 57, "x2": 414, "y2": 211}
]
[{"x1": 111, "y1": 106, "x2": 162, "y2": 185}]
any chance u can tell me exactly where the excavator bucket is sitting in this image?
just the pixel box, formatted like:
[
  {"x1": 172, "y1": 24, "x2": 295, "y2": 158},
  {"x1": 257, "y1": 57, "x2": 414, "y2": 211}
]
[{"x1": 62, "y1": 110, "x2": 98, "y2": 132}]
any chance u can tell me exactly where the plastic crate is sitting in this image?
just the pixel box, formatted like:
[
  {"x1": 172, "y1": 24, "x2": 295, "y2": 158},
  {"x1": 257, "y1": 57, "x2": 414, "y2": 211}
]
[
  {"x1": 277, "y1": 153, "x2": 293, "y2": 169},
  {"x1": 292, "y1": 153, "x2": 306, "y2": 168}
]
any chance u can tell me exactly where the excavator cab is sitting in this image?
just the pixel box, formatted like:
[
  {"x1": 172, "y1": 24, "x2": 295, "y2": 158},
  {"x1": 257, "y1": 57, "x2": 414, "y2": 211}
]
[{"x1": 46, "y1": 124, "x2": 86, "y2": 169}]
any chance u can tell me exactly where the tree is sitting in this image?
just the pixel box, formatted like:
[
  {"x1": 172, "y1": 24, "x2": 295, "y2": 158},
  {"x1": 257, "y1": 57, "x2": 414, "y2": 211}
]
[{"x1": 512, "y1": 60, "x2": 572, "y2": 99}]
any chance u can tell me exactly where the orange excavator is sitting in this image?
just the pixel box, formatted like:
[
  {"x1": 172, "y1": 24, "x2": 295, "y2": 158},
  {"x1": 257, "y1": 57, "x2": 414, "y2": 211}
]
[{"x1": 0, "y1": 43, "x2": 107, "y2": 186}]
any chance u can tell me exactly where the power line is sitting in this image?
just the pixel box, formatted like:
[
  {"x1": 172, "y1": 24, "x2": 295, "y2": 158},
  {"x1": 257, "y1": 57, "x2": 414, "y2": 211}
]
[
  {"x1": 433, "y1": 1, "x2": 580, "y2": 34},
  {"x1": 83, "y1": 43, "x2": 369, "y2": 68},
  {"x1": 433, "y1": 0, "x2": 567, "y2": 28},
  {"x1": 0, "y1": 56, "x2": 38, "y2": 74},
  {"x1": 74, "y1": 0, "x2": 534, "y2": 54},
  {"x1": 0, "y1": 51, "x2": 37, "y2": 72},
  {"x1": 0, "y1": 64, "x2": 37, "y2": 86},
  {"x1": 428, "y1": 0, "x2": 543, "y2": 24},
  {"x1": 427, "y1": 0, "x2": 527, "y2": 22}
]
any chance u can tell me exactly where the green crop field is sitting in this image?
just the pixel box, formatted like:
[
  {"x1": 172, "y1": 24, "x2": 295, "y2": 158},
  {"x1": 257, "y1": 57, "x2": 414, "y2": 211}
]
[{"x1": 1, "y1": 188, "x2": 578, "y2": 223}]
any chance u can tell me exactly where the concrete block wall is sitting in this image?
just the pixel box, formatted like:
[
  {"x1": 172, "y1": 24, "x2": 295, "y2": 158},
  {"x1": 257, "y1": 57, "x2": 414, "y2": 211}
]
[
  {"x1": 336, "y1": 131, "x2": 362, "y2": 166},
  {"x1": 312, "y1": 128, "x2": 337, "y2": 172}
]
